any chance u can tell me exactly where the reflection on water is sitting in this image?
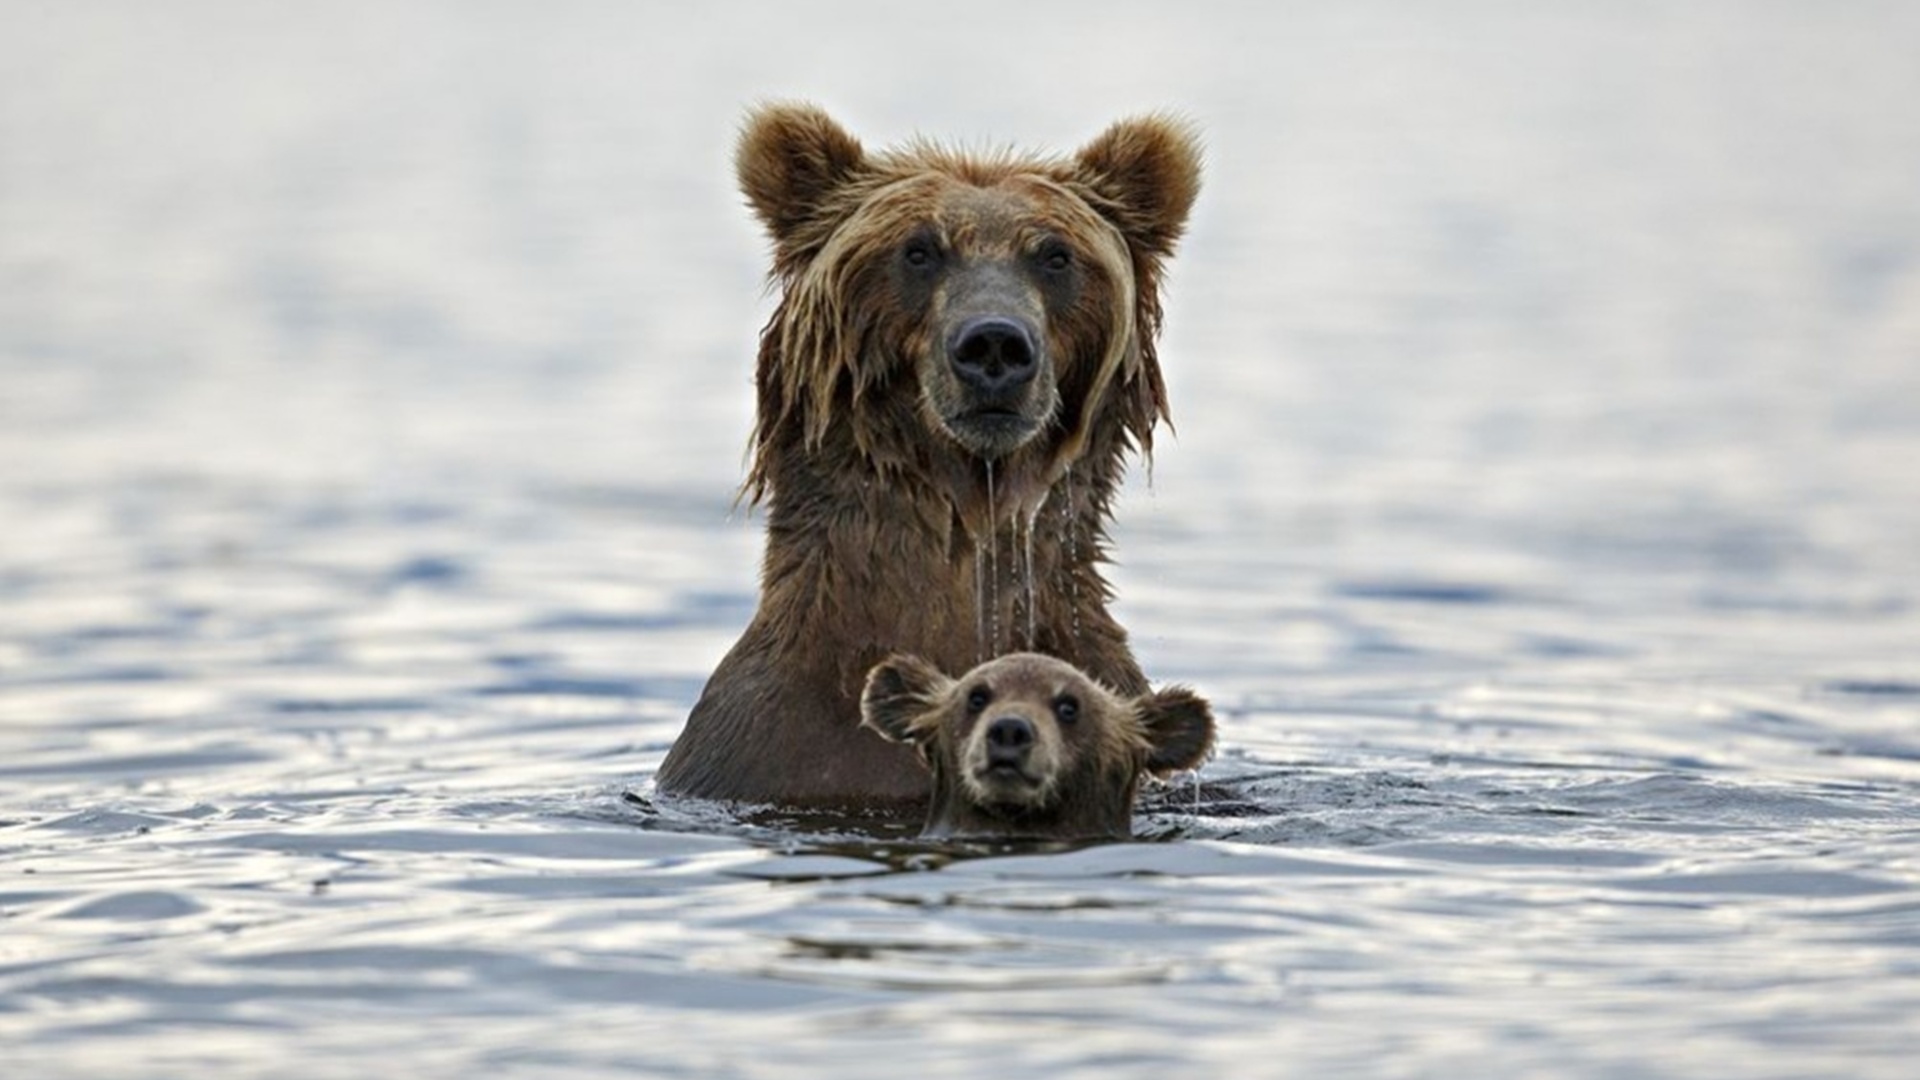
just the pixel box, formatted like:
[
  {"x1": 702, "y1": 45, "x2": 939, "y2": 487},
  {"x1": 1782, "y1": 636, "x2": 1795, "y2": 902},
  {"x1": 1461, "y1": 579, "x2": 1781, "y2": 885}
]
[{"x1": 4, "y1": 3, "x2": 1920, "y2": 1079}]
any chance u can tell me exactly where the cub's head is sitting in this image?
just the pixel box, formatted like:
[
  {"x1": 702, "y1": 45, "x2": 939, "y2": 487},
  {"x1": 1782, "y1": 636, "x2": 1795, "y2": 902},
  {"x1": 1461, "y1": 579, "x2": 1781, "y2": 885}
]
[
  {"x1": 735, "y1": 103, "x2": 1202, "y2": 496},
  {"x1": 860, "y1": 652, "x2": 1214, "y2": 839}
]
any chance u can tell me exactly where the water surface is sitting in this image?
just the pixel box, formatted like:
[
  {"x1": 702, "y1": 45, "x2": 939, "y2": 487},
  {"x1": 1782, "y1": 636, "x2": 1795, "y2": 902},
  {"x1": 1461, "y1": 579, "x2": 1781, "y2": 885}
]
[{"x1": 4, "y1": 4, "x2": 1919, "y2": 1078}]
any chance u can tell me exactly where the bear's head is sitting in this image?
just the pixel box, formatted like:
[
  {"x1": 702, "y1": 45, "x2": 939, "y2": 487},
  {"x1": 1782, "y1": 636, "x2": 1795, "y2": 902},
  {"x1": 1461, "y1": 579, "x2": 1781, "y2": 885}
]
[
  {"x1": 735, "y1": 103, "x2": 1202, "y2": 502},
  {"x1": 860, "y1": 652, "x2": 1214, "y2": 839}
]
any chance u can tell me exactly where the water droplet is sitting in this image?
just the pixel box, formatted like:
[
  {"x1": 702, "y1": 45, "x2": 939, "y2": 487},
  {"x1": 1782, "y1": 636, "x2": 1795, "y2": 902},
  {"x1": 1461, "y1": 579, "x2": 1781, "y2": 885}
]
[
  {"x1": 985, "y1": 460, "x2": 999, "y2": 656},
  {"x1": 974, "y1": 542, "x2": 987, "y2": 664},
  {"x1": 1022, "y1": 505, "x2": 1038, "y2": 649},
  {"x1": 1062, "y1": 465, "x2": 1081, "y2": 649}
]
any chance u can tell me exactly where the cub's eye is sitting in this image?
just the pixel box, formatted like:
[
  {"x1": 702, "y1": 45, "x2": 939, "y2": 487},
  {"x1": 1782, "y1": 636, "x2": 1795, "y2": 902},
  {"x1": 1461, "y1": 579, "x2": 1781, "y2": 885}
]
[
  {"x1": 1053, "y1": 695, "x2": 1080, "y2": 725},
  {"x1": 966, "y1": 686, "x2": 992, "y2": 714},
  {"x1": 1037, "y1": 242, "x2": 1074, "y2": 275}
]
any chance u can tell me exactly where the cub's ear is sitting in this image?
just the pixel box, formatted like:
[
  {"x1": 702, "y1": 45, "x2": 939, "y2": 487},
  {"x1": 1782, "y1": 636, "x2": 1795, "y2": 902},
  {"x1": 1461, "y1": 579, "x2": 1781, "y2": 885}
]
[
  {"x1": 1137, "y1": 685, "x2": 1215, "y2": 775},
  {"x1": 736, "y1": 102, "x2": 868, "y2": 252},
  {"x1": 860, "y1": 653, "x2": 953, "y2": 747},
  {"x1": 1071, "y1": 113, "x2": 1203, "y2": 260}
]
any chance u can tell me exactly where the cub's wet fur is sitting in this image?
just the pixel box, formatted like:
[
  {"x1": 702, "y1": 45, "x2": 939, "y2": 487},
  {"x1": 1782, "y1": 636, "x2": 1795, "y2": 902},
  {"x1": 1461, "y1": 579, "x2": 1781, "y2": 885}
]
[{"x1": 861, "y1": 652, "x2": 1213, "y2": 839}]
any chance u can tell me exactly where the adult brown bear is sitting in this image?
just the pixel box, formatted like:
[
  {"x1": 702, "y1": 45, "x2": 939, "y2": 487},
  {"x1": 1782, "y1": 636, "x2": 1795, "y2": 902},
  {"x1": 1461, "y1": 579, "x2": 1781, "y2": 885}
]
[{"x1": 656, "y1": 103, "x2": 1202, "y2": 810}]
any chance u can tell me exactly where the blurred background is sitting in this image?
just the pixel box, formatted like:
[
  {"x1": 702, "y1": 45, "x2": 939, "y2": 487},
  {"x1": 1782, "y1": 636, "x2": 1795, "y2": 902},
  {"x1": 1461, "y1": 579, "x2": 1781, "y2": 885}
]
[{"x1": 5, "y1": 4, "x2": 1916, "y2": 641}]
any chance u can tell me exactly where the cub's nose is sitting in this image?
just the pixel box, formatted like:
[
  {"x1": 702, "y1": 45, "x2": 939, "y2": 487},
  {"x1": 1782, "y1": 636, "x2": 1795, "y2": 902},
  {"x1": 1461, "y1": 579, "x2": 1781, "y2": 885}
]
[
  {"x1": 984, "y1": 715, "x2": 1035, "y2": 766},
  {"x1": 949, "y1": 317, "x2": 1038, "y2": 395}
]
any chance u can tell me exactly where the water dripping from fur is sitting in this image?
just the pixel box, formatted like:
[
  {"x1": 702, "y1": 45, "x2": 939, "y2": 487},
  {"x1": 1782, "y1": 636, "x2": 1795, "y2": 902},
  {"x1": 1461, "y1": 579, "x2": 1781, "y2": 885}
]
[
  {"x1": 984, "y1": 459, "x2": 1000, "y2": 657},
  {"x1": 973, "y1": 543, "x2": 987, "y2": 665},
  {"x1": 1062, "y1": 465, "x2": 1081, "y2": 648},
  {"x1": 1022, "y1": 507, "x2": 1038, "y2": 649}
]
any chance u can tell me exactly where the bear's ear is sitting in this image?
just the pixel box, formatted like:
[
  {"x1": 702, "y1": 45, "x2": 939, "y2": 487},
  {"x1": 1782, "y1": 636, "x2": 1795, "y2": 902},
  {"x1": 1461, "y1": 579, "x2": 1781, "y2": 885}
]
[
  {"x1": 860, "y1": 653, "x2": 953, "y2": 747},
  {"x1": 1137, "y1": 685, "x2": 1215, "y2": 776},
  {"x1": 1071, "y1": 114, "x2": 1203, "y2": 260},
  {"x1": 736, "y1": 102, "x2": 868, "y2": 251}
]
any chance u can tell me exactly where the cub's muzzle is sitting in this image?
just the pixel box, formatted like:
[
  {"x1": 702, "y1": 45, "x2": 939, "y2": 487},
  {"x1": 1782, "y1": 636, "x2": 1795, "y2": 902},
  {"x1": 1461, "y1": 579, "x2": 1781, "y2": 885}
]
[{"x1": 983, "y1": 714, "x2": 1036, "y2": 769}]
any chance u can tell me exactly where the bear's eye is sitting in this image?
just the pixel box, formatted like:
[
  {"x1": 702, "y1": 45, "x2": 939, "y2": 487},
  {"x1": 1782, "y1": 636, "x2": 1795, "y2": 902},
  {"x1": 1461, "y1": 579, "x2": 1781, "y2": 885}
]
[
  {"x1": 1053, "y1": 695, "x2": 1080, "y2": 725},
  {"x1": 1037, "y1": 241, "x2": 1074, "y2": 275},
  {"x1": 966, "y1": 686, "x2": 992, "y2": 714},
  {"x1": 901, "y1": 236, "x2": 942, "y2": 272}
]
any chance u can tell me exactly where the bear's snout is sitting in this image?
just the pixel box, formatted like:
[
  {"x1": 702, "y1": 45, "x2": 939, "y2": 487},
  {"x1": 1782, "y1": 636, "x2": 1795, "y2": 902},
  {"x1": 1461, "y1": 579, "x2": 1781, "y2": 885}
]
[
  {"x1": 949, "y1": 316, "x2": 1040, "y2": 398},
  {"x1": 935, "y1": 308, "x2": 1052, "y2": 458},
  {"x1": 925, "y1": 254, "x2": 1055, "y2": 459},
  {"x1": 983, "y1": 714, "x2": 1037, "y2": 766},
  {"x1": 964, "y1": 707, "x2": 1060, "y2": 808}
]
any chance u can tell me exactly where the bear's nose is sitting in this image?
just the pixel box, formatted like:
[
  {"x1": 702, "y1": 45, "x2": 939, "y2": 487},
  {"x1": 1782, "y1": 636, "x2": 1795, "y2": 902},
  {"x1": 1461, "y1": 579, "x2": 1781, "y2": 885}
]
[
  {"x1": 984, "y1": 715, "x2": 1035, "y2": 764},
  {"x1": 949, "y1": 317, "x2": 1038, "y2": 395}
]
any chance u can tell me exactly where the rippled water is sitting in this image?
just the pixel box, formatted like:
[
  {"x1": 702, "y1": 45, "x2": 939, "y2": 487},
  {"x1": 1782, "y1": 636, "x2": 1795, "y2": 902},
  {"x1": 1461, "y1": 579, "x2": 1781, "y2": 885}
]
[{"x1": 5, "y1": 3, "x2": 1920, "y2": 1077}]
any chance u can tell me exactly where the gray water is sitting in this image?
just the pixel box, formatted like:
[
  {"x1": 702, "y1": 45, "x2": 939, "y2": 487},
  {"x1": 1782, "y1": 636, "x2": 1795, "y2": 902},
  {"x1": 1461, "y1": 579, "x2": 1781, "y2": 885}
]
[{"x1": 5, "y1": 3, "x2": 1920, "y2": 1077}]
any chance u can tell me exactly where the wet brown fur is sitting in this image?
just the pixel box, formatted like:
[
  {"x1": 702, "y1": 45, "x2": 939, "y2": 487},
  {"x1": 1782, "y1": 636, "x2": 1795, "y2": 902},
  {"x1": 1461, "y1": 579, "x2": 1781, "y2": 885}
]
[
  {"x1": 860, "y1": 652, "x2": 1215, "y2": 839},
  {"x1": 656, "y1": 103, "x2": 1202, "y2": 810}
]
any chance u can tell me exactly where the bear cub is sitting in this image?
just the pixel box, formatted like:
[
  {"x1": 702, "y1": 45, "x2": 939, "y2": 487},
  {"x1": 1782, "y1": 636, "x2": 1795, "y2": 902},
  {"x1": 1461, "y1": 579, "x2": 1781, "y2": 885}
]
[{"x1": 860, "y1": 652, "x2": 1214, "y2": 840}]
